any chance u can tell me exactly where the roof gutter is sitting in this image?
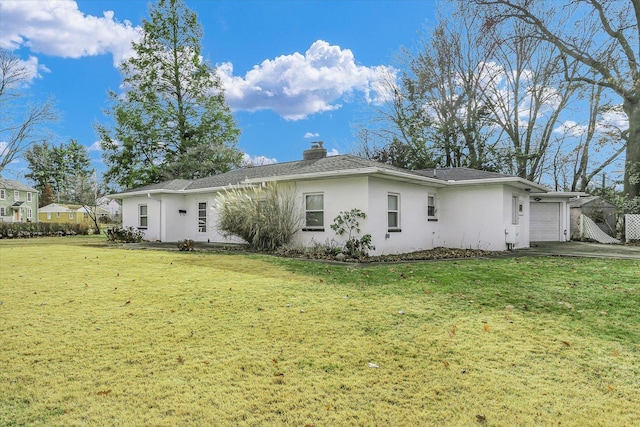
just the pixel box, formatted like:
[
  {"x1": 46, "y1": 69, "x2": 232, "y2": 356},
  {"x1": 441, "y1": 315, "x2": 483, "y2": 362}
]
[
  {"x1": 242, "y1": 167, "x2": 448, "y2": 187},
  {"x1": 444, "y1": 177, "x2": 549, "y2": 192}
]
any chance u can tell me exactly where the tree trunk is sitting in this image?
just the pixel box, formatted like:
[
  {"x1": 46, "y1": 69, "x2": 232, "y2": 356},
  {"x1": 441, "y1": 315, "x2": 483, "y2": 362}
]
[{"x1": 623, "y1": 99, "x2": 640, "y2": 199}]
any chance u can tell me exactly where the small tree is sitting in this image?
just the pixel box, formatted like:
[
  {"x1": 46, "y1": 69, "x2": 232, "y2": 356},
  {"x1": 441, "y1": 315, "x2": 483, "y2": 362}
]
[
  {"x1": 215, "y1": 183, "x2": 301, "y2": 251},
  {"x1": 330, "y1": 209, "x2": 375, "y2": 258}
]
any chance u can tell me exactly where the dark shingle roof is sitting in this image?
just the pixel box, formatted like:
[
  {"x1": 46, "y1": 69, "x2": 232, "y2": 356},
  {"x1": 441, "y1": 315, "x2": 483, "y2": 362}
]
[
  {"x1": 118, "y1": 179, "x2": 193, "y2": 193},
  {"x1": 414, "y1": 167, "x2": 513, "y2": 181},
  {"x1": 187, "y1": 155, "x2": 419, "y2": 189},
  {"x1": 117, "y1": 155, "x2": 426, "y2": 194}
]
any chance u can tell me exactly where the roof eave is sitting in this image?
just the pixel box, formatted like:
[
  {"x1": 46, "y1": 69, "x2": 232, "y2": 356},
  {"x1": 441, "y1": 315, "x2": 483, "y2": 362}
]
[
  {"x1": 242, "y1": 167, "x2": 448, "y2": 187},
  {"x1": 530, "y1": 191, "x2": 589, "y2": 198},
  {"x1": 445, "y1": 177, "x2": 549, "y2": 192}
]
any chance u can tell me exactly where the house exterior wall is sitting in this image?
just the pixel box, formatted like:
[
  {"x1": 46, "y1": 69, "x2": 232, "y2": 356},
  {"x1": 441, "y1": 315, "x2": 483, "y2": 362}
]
[
  {"x1": 292, "y1": 176, "x2": 370, "y2": 249},
  {"x1": 366, "y1": 177, "x2": 440, "y2": 255},
  {"x1": 117, "y1": 175, "x2": 540, "y2": 253},
  {"x1": 122, "y1": 195, "x2": 163, "y2": 241},
  {"x1": 436, "y1": 184, "x2": 529, "y2": 251}
]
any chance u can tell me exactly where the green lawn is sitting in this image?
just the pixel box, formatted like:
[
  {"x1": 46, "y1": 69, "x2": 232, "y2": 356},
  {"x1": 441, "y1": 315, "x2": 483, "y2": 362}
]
[{"x1": 1, "y1": 237, "x2": 638, "y2": 426}]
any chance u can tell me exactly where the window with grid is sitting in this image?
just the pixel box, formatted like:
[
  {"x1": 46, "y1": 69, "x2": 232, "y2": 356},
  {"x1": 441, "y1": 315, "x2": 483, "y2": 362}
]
[
  {"x1": 139, "y1": 204, "x2": 148, "y2": 229},
  {"x1": 388, "y1": 193, "x2": 400, "y2": 230},
  {"x1": 304, "y1": 193, "x2": 324, "y2": 230},
  {"x1": 198, "y1": 202, "x2": 207, "y2": 232},
  {"x1": 427, "y1": 194, "x2": 436, "y2": 218}
]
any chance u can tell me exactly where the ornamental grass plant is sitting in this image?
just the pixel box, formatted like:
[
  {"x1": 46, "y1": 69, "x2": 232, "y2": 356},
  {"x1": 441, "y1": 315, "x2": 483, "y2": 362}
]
[{"x1": 215, "y1": 183, "x2": 302, "y2": 251}]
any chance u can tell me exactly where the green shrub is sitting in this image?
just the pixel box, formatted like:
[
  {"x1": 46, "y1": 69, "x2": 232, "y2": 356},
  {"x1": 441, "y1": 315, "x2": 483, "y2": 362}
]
[
  {"x1": 330, "y1": 209, "x2": 375, "y2": 258},
  {"x1": 105, "y1": 226, "x2": 144, "y2": 243},
  {"x1": 216, "y1": 183, "x2": 302, "y2": 251},
  {"x1": 0, "y1": 222, "x2": 89, "y2": 239}
]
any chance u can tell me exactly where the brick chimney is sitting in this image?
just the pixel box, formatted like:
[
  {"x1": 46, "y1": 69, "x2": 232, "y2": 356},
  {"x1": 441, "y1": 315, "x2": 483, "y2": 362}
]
[{"x1": 302, "y1": 141, "x2": 327, "y2": 160}]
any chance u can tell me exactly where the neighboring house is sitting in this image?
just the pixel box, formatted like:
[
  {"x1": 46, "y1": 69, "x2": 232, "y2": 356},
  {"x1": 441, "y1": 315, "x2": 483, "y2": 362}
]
[
  {"x1": 96, "y1": 196, "x2": 122, "y2": 221},
  {"x1": 569, "y1": 195, "x2": 618, "y2": 240},
  {"x1": 38, "y1": 203, "x2": 109, "y2": 225},
  {"x1": 0, "y1": 178, "x2": 38, "y2": 223},
  {"x1": 109, "y1": 143, "x2": 569, "y2": 254}
]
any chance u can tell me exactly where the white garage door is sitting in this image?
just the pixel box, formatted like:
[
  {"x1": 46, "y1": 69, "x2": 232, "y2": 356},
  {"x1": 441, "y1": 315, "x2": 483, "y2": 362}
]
[{"x1": 530, "y1": 202, "x2": 561, "y2": 241}]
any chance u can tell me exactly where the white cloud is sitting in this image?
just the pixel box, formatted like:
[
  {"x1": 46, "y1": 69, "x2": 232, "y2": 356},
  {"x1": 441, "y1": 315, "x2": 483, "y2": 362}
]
[
  {"x1": 304, "y1": 132, "x2": 320, "y2": 139},
  {"x1": 599, "y1": 109, "x2": 628, "y2": 131},
  {"x1": 88, "y1": 141, "x2": 103, "y2": 152},
  {"x1": 242, "y1": 153, "x2": 278, "y2": 166},
  {"x1": 554, "y1": 108, "x2": 629, "y2": 138},
  {"x1": 327, "y1": 148, "x2": 339, "y2": 157},
  {"x1": 11, "y1": 56, "x2": 49, "y2": 87},
  {"x1": 217, "y1": 40, "x2": 395, "y2": 120},
  {"x1": 554, "y1": 120, "x2": 588, "y2": 137},
  {"x1": 0, "y1": 1, "x2": 140, "y2": 65}
]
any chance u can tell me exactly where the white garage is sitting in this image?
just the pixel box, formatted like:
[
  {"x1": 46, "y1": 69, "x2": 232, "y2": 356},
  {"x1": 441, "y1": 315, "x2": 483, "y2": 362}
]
[{"x1": 529, "y1": 192, "x2": 579, "y2": 242}]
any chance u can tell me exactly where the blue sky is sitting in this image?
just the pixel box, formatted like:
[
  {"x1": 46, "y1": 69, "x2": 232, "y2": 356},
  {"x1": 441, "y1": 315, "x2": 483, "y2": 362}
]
[{"x1": 0, "y1": 0, "x2": 440, "y2": 181}]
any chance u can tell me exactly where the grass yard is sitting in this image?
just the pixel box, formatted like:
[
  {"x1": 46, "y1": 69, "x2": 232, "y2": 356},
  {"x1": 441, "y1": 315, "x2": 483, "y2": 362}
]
[{"x1": 1, "y1": 237, "x2": 639, "y2": 426}]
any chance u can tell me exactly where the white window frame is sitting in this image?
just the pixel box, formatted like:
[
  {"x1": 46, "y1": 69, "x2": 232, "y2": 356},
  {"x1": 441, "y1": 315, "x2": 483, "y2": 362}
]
[
  {"x1": 27, "y1": 208, "x2": 32, "y2": 219},
  {"x1": 27, "y1": 192, "x2": 32, "y2": 202},
  {"x1": 388, "y1": 193, "x2": 400, "y2": 231},
  {"x1": 427, "y1": 194, "x2": 437, "y2": 219},
  {"x1": 303, "y1": 193, "x2": 324, "y2": 231},
  {"x1": 47, "y1": 212, "x2": 51, "y2": 220},
  {"x1": 0, "y1": 189, "x2": 5, "y2": 200},
  {"x1": 0, "y1": 207, "x2": 5, "y2": 216},
  {"x1": 14, "y1": 190, "x2": 19, "y2": 201},
  {"x1": 198, "y1": 202, "x2": 207, "y2": 232},
  {"x1": 139, "y1": 204, "x2": 148, "y2": 229},
  {"x1": 68, "y1": 212, "x2": 74, "y2": 219}
]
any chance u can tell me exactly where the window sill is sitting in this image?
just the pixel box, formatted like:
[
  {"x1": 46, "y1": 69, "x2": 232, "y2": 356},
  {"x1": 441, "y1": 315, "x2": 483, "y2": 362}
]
[
  {"x1": 387, "y1": 228, "x2": 402, "y2": 233},
  {"x1": 428, "y1": 218, "x2": 438, "y2": 222},
  {"x1": 138, "y1": 227, "x2": 148, "y2": 230},
  {"x1": 302, "y1": 227, "x2": 325, "y2": 232}
]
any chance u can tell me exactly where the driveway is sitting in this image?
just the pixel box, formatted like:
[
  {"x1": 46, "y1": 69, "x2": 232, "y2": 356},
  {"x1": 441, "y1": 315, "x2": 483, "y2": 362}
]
[{"x1": 522, "y1": 241, "x2": 640, "y2": 260}]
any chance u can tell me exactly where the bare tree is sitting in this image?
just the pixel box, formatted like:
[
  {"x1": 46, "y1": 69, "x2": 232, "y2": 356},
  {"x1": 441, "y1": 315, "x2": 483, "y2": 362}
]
[
  {"x1": 0, "y1": 49, "x2": 56, "y2": 173},
  {"x1": 553, "y1": 84, "x2": 626, "y2": 191},
  {"x1": 472, "y1": 0, "x2": 640, "y2": 198},
  {"x1": 356, "y1": 9, "x2": 499, "y2": 170},
  {"x1": 477, "y1": 17, "x2": 579, "y2": 181}
]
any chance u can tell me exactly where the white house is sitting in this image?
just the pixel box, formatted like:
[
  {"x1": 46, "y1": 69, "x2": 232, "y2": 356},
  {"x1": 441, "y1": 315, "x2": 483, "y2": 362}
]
[{"x1": 109, "y1": 143, "x2": 562, "y2": 254}]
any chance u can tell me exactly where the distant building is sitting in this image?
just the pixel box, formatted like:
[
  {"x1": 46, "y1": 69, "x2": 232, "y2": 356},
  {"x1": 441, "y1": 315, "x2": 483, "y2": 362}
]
[
  {"x1": 0, "y1": 178, "x2": 38, "y2": 223},
  {"x1": 38, "y1": 203, "x2": 109, "y2": 225}
]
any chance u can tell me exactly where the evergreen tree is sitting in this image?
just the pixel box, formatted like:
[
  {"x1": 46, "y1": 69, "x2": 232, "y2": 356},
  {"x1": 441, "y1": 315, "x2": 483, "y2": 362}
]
[
  {"x1": 40, "y1": 183, "x2": 54, "y2": 207},
  {"x1": 96, "y1": 0, "x2": 241, "y2": 190}
]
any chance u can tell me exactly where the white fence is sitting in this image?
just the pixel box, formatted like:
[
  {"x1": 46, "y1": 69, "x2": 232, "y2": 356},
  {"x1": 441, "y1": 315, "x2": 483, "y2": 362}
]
[
  {"x1": 580, "y1": 214, "x2": 620, "y2": 244},
  {"x1": 625, "y1": 214, "x2": 640, "y2": 241}
]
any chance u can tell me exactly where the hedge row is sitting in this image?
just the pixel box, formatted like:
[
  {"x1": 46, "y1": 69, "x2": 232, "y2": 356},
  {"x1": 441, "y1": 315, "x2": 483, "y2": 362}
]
[{"x1": 0, "y1": 222, "x2": 90, "y2": 239}]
